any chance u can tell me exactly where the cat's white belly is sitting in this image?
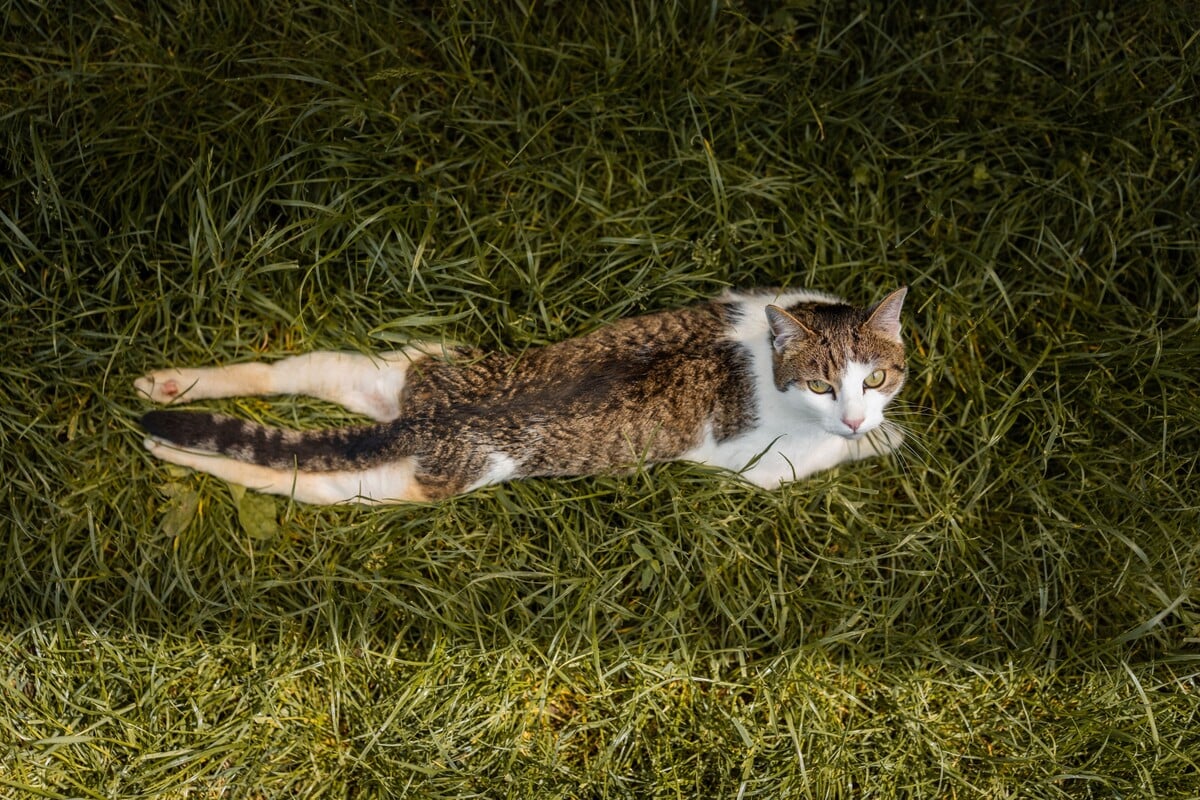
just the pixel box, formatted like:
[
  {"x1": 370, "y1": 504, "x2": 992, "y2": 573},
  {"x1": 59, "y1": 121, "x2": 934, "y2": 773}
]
[{"x1": 680, "y1": 427, "x2": 853, "y2": 489}]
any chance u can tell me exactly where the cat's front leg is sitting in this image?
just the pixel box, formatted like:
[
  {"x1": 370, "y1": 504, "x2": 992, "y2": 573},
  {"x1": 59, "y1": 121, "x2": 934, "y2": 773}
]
[{"x1": 737, "y1": 435, "x2": 869, "y2": 489}]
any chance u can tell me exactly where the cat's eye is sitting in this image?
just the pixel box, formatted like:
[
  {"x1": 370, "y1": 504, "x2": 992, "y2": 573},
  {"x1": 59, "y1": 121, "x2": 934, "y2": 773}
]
[
  {"x1": 807, "y1": 380, "x2": 834, "y2": 395},
  {"x1": 863, "y1": 369, "x2": 886, "y2": 389}
]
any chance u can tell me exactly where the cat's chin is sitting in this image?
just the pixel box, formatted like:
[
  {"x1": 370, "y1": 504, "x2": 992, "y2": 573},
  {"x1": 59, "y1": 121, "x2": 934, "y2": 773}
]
[{"x1": 830, "y1": 424, "x2": 878, "y2": 441}]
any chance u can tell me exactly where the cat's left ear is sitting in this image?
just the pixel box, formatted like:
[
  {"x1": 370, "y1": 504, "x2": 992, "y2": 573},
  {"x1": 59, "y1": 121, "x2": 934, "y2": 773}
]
[
  {"x1": 766, "y1": 305, "x2": 814, "y2": 353},
  {"x1": 863, "y1": 287, "x2": 907, "y2": 342}
]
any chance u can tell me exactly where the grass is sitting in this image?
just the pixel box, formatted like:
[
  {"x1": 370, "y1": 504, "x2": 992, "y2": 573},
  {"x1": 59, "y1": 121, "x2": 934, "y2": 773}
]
[{"x1": 2, "y1": 0, "x2": 1199, "y2": 796}]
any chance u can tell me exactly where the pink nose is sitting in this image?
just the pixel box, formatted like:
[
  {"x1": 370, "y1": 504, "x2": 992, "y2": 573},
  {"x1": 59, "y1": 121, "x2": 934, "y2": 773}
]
[{"x1": 843, "y1": 417, "x2": 864, "y2": 432}]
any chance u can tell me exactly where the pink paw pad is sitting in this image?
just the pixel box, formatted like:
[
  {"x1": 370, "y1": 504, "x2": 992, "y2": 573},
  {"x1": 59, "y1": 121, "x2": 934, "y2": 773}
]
[{"x1": 160, "y1": 380, "x2": 179, "y2": 397}]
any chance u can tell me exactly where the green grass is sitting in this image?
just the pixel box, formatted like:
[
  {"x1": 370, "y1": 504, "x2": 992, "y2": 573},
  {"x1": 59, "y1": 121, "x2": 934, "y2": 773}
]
[{"x1": 2, "y1": 0, "x2": 1199, "y2": 796}]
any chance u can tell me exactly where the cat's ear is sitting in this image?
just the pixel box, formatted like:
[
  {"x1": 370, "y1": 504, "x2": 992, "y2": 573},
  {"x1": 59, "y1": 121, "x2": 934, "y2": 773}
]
[
  {"x1": 863, "y1": 287, "x2": 907, "y2": 342},
  {"x1": 766, "y1": 305, "x2": 813, "y2": 353}
]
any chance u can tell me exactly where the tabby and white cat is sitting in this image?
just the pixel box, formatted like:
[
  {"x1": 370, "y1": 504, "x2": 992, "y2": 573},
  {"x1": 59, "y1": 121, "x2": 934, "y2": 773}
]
[{"x1": 137, "y1": 287, "x2": 908, "y2": 504}]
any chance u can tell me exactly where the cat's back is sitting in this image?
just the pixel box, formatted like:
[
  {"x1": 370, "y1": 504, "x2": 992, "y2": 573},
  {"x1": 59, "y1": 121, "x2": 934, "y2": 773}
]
[{"x1": 402, "y1": 298, "x2": 752, "y2": 423}]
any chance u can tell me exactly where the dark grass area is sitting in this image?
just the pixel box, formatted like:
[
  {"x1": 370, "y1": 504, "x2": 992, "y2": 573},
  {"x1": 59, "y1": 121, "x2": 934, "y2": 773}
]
[{"x1": 2, "y1": 1, "x2": 1199, "y2": 796}]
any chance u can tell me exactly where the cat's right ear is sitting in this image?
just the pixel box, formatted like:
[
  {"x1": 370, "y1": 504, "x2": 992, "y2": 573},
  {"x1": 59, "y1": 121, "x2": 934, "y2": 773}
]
[
  {"x1": 863, "y1": 286, "x2": 907, "y2": 342},
  {"x1": 766, "y1": 305, "x2": 812, "y2": 353}
]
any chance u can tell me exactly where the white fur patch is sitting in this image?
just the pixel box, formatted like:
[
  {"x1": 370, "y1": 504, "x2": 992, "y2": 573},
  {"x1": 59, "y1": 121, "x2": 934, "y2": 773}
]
[
  {"x1": 835, "y1": 361, "x2": 890, "y2": 438},
  {"x1": 465, "y1": 452, "x2": 519, "y2": 492}
]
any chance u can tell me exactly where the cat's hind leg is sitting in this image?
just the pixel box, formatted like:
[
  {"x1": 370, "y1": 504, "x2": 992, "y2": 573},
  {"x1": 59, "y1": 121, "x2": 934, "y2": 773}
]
[
  {"x1": 143, "y1": 438, "x2": 430, "y2": 504},
  {"x1": 135, "y1": 345, "x2": 441, "y2": 421}
]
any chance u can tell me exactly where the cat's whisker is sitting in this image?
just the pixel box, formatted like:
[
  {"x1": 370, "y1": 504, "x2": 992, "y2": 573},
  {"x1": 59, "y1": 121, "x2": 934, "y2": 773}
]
[{"x1": 874, "y1": 416, "x2": 942, "y2": 478}]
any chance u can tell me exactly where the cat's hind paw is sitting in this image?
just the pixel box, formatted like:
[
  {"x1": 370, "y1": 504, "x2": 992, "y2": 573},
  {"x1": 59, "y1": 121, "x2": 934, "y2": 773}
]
[{"x1": 135, "y1": 369, "x2": 196, "y2": 404}]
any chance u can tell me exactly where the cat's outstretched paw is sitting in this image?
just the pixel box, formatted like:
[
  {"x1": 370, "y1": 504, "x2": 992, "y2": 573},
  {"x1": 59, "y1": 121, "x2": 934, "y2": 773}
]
[{"x1": 135, "y1": 369, "x2": 197, "y2": 404}]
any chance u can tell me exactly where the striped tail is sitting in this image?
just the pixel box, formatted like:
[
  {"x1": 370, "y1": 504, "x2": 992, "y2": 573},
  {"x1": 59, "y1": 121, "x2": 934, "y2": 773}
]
[{"x1": 140, "y1": 410, "x2": 399, "y2": 471}]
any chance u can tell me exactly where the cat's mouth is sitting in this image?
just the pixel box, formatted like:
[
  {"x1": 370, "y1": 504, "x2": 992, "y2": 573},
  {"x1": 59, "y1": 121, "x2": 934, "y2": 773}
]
[{"x1": 834, "y1": 423, "x2": 877, "y2": 441}]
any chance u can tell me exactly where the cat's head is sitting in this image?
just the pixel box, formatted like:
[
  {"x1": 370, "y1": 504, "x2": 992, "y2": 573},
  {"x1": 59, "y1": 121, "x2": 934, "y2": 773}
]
[{"x1": 765, "y1": 288, "x2": 907, "y2": 439}]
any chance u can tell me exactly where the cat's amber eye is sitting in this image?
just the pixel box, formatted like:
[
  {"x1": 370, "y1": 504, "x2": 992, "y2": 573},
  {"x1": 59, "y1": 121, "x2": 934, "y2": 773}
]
[
  {"x1": 807, "y1": 379, "x2": 834, "y2": 395},
  {"x1": 863, "y1": 369, "x2": 886, "y2": 389}
]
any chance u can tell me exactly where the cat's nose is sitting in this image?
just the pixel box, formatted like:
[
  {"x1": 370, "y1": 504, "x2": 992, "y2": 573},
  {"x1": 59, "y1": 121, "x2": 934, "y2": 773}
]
[{"x1": 842, "y1": 416, "x2": 864, "y2": 432}]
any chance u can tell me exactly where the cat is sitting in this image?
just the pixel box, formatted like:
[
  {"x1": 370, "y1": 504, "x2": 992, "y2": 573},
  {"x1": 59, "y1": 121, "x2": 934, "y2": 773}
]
[{"x1": 136, "y1": 287, "x2": 908, "y2": 505}]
